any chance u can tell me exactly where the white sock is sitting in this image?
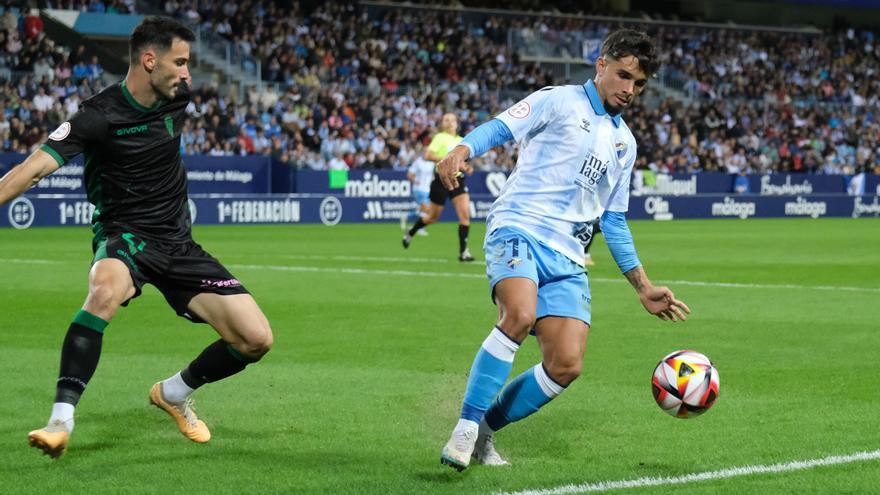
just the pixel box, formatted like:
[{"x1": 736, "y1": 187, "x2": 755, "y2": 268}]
[
  {"x1": 478, "y1": 417, "x2": 495, "y2": 438},
  {"x1": 455, "y1": 418, "x2": 479, "y2": 434},
  {"x1": 161, "y1": 372, "x2": 195, "y2": 403},
  {"x1": 50, "y1": 402, "x2": 75, "y2": 432}
]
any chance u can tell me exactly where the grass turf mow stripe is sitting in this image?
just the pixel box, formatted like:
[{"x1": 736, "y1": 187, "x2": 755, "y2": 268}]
[
  {"x1": 496, "y1": 449, "x2": 880, "y2": 495},
  {"x1": 3, "y1": 256, "x2": 878, "y2": 294}
]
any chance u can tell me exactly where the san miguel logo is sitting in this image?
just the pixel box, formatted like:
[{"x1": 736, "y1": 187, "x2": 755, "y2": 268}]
[{"x1": 575, "y1": 151, "x2": 608, "y2": 191}]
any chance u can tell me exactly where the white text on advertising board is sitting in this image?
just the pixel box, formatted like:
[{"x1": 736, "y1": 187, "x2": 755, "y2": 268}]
[{"x1": 217, "y1": 200, "x2": 300, "y2": 223}]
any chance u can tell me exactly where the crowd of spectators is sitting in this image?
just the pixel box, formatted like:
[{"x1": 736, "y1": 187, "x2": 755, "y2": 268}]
[
  {"x1": 1, "y1": 2, "x2": 878, "y2": 176},
  {"x1": 509, "y1": 18, "x2": 880, "y2": 107}
]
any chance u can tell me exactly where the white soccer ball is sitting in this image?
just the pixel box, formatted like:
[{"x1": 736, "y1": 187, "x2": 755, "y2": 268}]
[{"x1": 652, "y1": 350, "x2": 720, "y2": 418}]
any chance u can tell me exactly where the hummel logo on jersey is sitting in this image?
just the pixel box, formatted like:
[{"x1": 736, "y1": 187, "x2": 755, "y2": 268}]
[{"x1": 580, "y1": 119, "x2": 591, "y2": 132}]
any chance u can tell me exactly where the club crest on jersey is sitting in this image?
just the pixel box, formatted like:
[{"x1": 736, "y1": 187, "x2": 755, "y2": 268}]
[
  {"x1": 615, "y1": 141, "x2": 627, "y2": 159},
  {"x1": 49, "y1": 122, "x2": 71, "y2": 141},
  {"x1": 507, "y1": 100, "x2": 531, "y2": 119},
  {"x1": 164, "y1": 116, "x2": 174, "y2": 137},
  {"x1": 575, "y1": 151, "x2": 609, "y2": 191},
  {"x1": 580, "y1": 119, "x2": 591, "y2": 132}
]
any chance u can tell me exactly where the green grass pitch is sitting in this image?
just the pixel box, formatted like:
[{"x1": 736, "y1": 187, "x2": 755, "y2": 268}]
[{"x1": 1, "y1": 218, "x2": 878, "y2": 494}]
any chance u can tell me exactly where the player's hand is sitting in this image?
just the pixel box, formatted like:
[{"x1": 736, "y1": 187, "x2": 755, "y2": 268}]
[
  {"x1": 437, "y1": 146, "x2": 470, "y2": 190},
  {"x1": 639, "y1": 286, "x2": 691, "y2": 322}
]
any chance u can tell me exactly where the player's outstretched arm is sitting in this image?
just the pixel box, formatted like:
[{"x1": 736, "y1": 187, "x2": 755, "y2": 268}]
[
  {"x1": 0, "y1": 149, "x2": 60, "y2": 205},
  {"x1": 624, "y1": 266, "x2": 691, "y2": 322}
]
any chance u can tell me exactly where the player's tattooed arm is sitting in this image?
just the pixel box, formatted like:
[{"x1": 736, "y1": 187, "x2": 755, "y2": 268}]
[{"x1": 624, "y1": 265, "x2": 649, "y2": 292}]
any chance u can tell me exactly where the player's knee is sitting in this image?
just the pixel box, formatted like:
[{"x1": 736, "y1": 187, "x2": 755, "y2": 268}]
[
  {"x1": 238, "y1": 326, "x2": 273, "y2": 359},
  {"x1": 546, "y1": 359, "x2": 582, "y2": 386},
  {"x1": 84, "y1": 284, "x2": 123, "y2": 317},
  {"x1": 499, "y1": 309, "x2": 535, "y2": 341}
]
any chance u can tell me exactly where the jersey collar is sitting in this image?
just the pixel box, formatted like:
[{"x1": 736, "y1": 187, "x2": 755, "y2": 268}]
[
  {"x1": 583, "y1": 80, "x2": 621, "y2": 128},
  {"x1": 121, "y1": 79, "x2": 162, "y2": 113}
]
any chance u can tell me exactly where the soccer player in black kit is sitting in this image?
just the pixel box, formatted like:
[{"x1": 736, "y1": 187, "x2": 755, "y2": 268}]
[{"x1": 0, "y1": 17, "x2": 274, "y2": 458}]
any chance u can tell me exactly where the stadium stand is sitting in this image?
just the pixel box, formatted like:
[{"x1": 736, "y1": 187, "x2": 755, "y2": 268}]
[{"x1": 1, "y1": 2, "x2": 878, "y2": 175}]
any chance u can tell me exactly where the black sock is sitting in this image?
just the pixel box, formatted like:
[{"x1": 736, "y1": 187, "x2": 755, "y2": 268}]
[
  {"x1": 55, "y1": 322, "x2": 105, "y2": 405},
  {"x1": 408, "y1": 218, "x2": 426, "y2": 237},
  {"x1": 458, "y1": 224, "x2": 469, "y2": 253},
  {"x1": 180, "y1": 339, "x2": 259, "y2": 389}
]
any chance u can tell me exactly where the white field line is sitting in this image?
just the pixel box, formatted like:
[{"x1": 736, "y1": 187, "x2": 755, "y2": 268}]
[
  {"x1": 1, "y1": 257, "x2": 877, "y2": 294},
  {"x1": 0, "y1": 258, "x2": 64, "y2": 265},
  {"x1": 229, "y1": 263, "x2": 485, "y2": 279},
  {"x1": 281, "y1": 254, "x2": 454, "y2": 264},
  {"x1": 495, "y1": 449, "x2": 880, "y2": 495},
  {"x1": 229, "y1": 261, "x2": 880, "y2": 294}
]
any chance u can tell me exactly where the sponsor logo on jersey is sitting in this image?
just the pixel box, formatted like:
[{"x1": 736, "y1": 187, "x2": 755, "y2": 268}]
[
  {"x1": 49, "y1": 122, "x2": 71, "y2": 141},
  {"x1": 575, "y1": 151, "x2": 609, "y2": 190},
  {"x1": 115, "y1": 124, "x2": 149, "y2": 136}
]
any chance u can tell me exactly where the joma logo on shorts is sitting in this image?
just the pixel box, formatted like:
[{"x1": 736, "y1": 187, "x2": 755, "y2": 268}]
[{"x1": 116, "y1": 124, "x2": 148, "y2": 136}]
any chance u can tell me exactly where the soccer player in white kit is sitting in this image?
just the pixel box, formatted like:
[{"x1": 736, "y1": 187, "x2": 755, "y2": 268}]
[{"x1": 435, "y1": 29, "x2": 691, "y2": 471}]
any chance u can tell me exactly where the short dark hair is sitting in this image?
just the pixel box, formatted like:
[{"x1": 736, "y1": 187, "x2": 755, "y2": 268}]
[
  {"x1": 129, "y1": 16, "x2": 195, "y2": 63},
  {"x1": 600, "y1": 29, "x2": 661, "y2": 77}
]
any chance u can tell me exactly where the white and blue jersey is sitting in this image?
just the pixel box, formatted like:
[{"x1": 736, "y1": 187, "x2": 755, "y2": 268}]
[
  {"x1": 408, "y1": 156, "x2": 435, "y2": 205},
  {"x1": 486, "y1": 81, "x2": 637, "y2": 266},
  {"x1": 460, "y1": 80, "x2": 642, "y2": 325}
]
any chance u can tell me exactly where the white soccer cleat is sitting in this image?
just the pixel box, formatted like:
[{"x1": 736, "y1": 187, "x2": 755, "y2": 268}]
[
  {"x1": 472, "y1": 433, "x2": 509, "y2": 466},
  {"x1": 459, "y1": 248, "x2": 475, "y2": 262},
  {"x1": 416, "y1": 228, "x2": 429, "y2": 237},
  {"x1": 441, "y1": 427, "x2": 477, "y2": 471}
]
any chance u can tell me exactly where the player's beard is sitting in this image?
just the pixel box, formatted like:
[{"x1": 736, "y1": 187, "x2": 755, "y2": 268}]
[{"x1": 150, "y1": 74, "x2": 182, "y2": 101}]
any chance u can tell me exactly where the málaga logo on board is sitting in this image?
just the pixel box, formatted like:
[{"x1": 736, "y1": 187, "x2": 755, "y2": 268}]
[
  {"x1": 711, "y1": 197, "x2": 756, "y2": 219},
  {"x1": 784, "y1": 197, "x2": 827, "y2": 218},
  {"x1": 344, "y1": 172, "x2": 410, "y2": 198}
]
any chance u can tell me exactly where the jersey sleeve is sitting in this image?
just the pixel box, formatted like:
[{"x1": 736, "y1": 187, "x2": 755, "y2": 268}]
[
  {"x1": 40, "y1": 105, "x2": 106, "y2": 166},
  {"x1": 604, "y1": 138, "x2": 637, "y2": 212},
  {"x1": 494, "y1": 86, "x2": 560, "y2": 143}
]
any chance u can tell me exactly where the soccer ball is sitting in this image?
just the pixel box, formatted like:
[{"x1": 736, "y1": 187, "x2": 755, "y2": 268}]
[{"x1": 652, "y1": 350, "x2": 719, "y2": 418}]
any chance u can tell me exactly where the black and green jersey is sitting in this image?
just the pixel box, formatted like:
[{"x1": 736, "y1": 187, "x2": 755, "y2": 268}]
[{"x1": 41, "y1": 80, "x2": 191, "y2": 242}]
